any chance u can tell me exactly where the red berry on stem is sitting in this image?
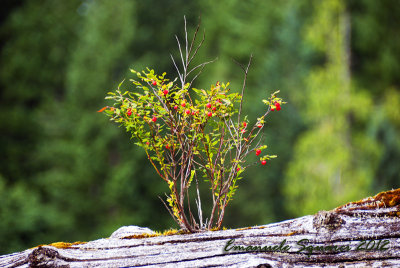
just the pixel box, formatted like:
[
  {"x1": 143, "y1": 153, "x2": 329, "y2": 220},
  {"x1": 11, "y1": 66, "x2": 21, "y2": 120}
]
[
  {"x1": 181, "y1": 103, "x2": 186, "y2": 107},
  {"x1": 237, "y1": 167, "x2": 240, "y2": 172},
  {"x1": 165, "y1": 144, "x2": 170, "y2": 149},
  {"x1": 192, "y1": 111, "x2": 196, "y2": 115},
  {"x1": 174, "y1": 105, "x2": 178, "y2": 110},
  {"x1": 241, "y1": 129, "x2": 246, "y2": 134},
  {"x1": 243, "y1": 122, "x2": 247, "y2": 127},
  {"x1": 152, "y1": 80, "x2": 157, "y2": 86},
  {"x1": 257, "y1": 124, "x2": 263, "y2": 129},
  {"x1": 207, "y1": 112, "x2": 212, "y2": 117},
  {"x1": 127, "y1": 109, "x2": 132, "y2": 116},
  {"x1": 276, "y1": 104, "x2": 281, "y2": 111},
  {"x1": 152, "y1": 116, "x2": 157, "y2": 122},
  {"x1": 185, "y1": 109, "x2": 191, "y2": 115},
  {"x1": 206, "y1": 103, "x2": 212, "y2": 108},
  {"x1": 212, "y1": 107, "x2": 216, "y2": 111},
  {"x1": 163, "y1": 89, "x2": 169, "y2": 95},
  {"x1": 261, "y1": 160, "x2": 267, "y2": 165},
  {"x1": 256, "y1": 149, "x2": 261, "y2": 156}
]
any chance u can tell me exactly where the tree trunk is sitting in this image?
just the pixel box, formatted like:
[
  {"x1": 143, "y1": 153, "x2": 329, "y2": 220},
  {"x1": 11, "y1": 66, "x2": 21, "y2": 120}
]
[{"x1": 1, "y1": 188, "x2": 400, "y2": 267}]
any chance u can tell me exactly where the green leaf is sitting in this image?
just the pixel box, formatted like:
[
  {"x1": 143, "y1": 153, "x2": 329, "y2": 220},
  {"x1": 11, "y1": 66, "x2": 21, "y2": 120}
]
[{"x1": 118, "y1": 79, "x2": 126, "y2": 90}]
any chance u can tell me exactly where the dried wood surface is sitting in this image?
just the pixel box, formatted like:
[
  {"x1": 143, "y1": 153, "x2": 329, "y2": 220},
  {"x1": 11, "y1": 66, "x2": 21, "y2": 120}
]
[{"x1": 1, "y1": 189, "x2": 400, "y2": 267}]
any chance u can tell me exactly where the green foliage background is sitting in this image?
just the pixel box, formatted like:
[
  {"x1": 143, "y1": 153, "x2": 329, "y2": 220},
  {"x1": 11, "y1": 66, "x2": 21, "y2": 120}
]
[{"x1": 1, "y1": 0, "x2": 399, "y2": 254}]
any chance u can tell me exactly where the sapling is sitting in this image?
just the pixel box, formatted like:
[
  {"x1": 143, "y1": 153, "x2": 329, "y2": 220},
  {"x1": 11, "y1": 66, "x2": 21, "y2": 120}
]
[{"x1": 99, "y1": 17, "x2": 284, "y2": 232}]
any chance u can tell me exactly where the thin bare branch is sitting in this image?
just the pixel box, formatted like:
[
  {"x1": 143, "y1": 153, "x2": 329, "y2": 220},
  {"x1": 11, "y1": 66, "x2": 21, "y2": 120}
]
[
  {"x1": 186, "y1": 58, "x2": 217, "y2": 77},
  {"x1": 235, "y1": 54, "x2": 253, "y2": 126},
  {"x1": 184, "y1": 15, "x2": 188, "y2": 62},
  {"x1": 188, "y1": 30, "x2": 205, "y2": 67},
  {"x1": 175, "y1": 35, "x2": 186, "y2": 76},
  {"x1": 195, "y1": 173, "x2": 203, "y2": 228},
  {"x1": 159, "y1": 196, "x2": 181, "y2": 227},
  {"x1": 187, "y1": 58, "x2": 216, "y2": 89},
  {"x1": 188, "y1": 16, "x2": 201, "y2": 57},
  {"x1": 170, "y1": 54, "x2": 183, "y2": 84}
]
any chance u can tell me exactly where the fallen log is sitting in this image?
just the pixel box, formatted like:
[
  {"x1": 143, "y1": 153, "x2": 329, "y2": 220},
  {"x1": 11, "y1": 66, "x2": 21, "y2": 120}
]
[{"x1": 1, "y1": 188, "x2": 400, "y2": 267}]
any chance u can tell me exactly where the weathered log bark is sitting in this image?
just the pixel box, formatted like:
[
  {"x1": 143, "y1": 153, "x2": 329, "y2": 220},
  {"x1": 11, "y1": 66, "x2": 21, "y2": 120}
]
[{"x1": 1, "y1": 188, "x2": 400, "y2": 267}]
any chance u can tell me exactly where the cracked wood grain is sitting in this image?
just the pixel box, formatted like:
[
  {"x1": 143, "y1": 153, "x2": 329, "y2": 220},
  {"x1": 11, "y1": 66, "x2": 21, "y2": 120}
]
[{"x1": 1, "y1": 188, "x2": 400, "y2": 267}]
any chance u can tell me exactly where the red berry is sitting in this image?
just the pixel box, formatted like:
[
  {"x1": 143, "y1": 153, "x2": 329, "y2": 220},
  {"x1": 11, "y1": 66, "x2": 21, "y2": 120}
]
[
  {"x1": 241, "y1": 129, "x2": 246, "y2": 134},
  {"x1": 243, "y1": 122, "x2": 247, "y2": 127},
  {"x1": 192, "y1": 111, "x2": 196, "y2": 115},
  {"x1": 271, "y1": 107, "x2": 275, "y2": 111},
  {"x1": 257, "y1": 124, "x2": 263, "y2": 129},
  {"x1": 127, "y1": 109, "x2": 132, "y2": 116},
  {"x1": 163, "y1": 89, "x2": 169, "y2": 95},
  {"x1": 146, "y1": 141, "x2": 150, "y2": 145},
  {"x1": 181, "y1": 103, "x2": 186, "y2": 107},
  {"x1": 212, "y1": 107, "x2": 216, "y2": 111},
  {"x1": 237, "y1": 167, "x2": 240, "y2": 172},
  {"x1": 276, "y1": 105, "x2": 281, "y2": 111},
  {"x1": 261, "y1": 160, "x2": 267, "y2": 165},
  {"x1": 207, "y1": 112, "x2": 212, "y2": 117},
  {"x1": 185, "y1": 109, "x2": 191, "y2": 115},
  {"x1": 152, "y1": 80, "x2": 157, "y2": 86},
  {"x1": 256, "y1": 149, "x2": 261, "y2": 156},
  {"x1": 165, "y1": 144, "x2": 170, "y2": 149},
  {"x1": 206, "y1": 103, "x2": 212, "y2": 108},
  {"x1": 152, "y1": 116, "x2": 157, "y2": 122},
  {"x1": 217, "y1": 99, "x2": 222, "y2": 104},
  {"x1": 173, "y1": 105, "x2": 178, "y2": 110}
]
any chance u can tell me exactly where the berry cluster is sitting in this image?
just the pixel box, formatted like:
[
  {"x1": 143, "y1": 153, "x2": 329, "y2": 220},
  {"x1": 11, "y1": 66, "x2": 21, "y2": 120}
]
[
  {"x1": 256, "y1": 148, "x2": 267, "y2": 165},
  {"x1": 271, "y1": 101, "x2": 281, "y2": 111},
  {"x1": 205, "y1": 102, "x2": 214, "y2": 117}
]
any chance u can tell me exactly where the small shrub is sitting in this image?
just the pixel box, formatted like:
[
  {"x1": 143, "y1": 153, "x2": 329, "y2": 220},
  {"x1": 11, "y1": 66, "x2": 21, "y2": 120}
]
[{"x1": 99, "y1": 18, "x2": 284, "y2": 232}]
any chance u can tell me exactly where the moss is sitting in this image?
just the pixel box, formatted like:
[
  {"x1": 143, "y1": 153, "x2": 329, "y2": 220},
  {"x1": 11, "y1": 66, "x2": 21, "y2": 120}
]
[
  {"x1": 235, "y1": 226, "x2": 254, "y2": 231},
  {"x1": 210, "y1": 226, "x2": 227, "y2": 231},
  {"x1": 121, "y1": 226, "x2": 228, "y2": 239},
  {"x1": 374, "y1": 189, "x2": 400, "y2": 207},
  {"x1": 285, "y1": 231, "x2": 299, "y2": 236},
  {"x1": 336, "y1": 188, "x2": 400, "y2": 214},
  {"x1": 34, "y1": 241, "x2": 86, "y2": 249},
  {"x1": 122, "y1": 233, "x2": 159, "y2": 239},
  {"x1": 235, "y1": 226, "x2": 267, "y2": 231},
  {"x1": 121, "y1": 228, "x2": 193, "y2": 239},
  {"x1": 49, "y1": 241, "x2": 87, "y2": 249}
]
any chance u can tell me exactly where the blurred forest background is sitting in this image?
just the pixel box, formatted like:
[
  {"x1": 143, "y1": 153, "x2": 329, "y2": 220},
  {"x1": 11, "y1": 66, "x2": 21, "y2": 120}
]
[{"x1": 1, "y1": 0, "x2": 399, "y2": 254}]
